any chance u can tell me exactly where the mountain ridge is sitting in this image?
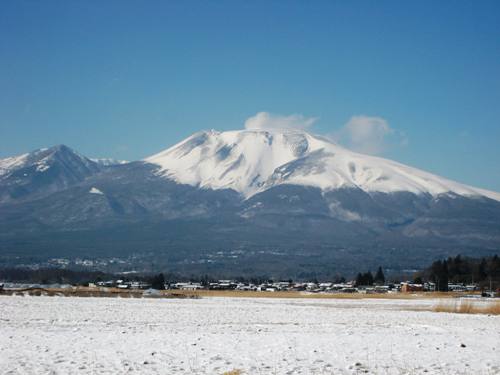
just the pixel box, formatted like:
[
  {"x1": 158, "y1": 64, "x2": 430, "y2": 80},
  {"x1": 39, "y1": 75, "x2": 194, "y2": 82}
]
[{"x1": 2, "y1": 132, "x2": 499, "y2": 205}]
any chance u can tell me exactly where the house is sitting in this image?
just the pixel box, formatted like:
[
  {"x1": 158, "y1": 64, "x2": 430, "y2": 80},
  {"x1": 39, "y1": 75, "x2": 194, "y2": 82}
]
[
  {"x1": 274, "y1": 281, "x2": 292, "y2": 290},
  {"x1": 319, "y1": 282, "x2": 333, "y2": 289},
  {"x1": 290, "y1": 283, "x2": 307, "y2": 291},
  {"x1": 209, "y1": 280, "x2": 237, "y2": 290},
  {"x1": 130, "y1": 281, "x2": 151, "y2": 289},
  {"x1": 174, "y1": 282, "x2": 203, "y2": 290},
  {"x1": 305, "y1": 283, "x2": 319, "y2": 292},
  {"x1": 424, "y1": 282, "x2": 436, "y2": 292},
  {"x1": 448, "y1": 283, "x2": 467, "y2": 292},
  {"x1": 236, "y1": 283, "x2": 257, "y2": 291},
  {"x1": 96, "y1": 280, "x2": 115, "y2": 287},
  {"x1": 373, "y1": 285, "x2": 390, "y2": 293},
  {"x1": 327, "y1": 283, "x2": 354, "y2": 293},
  {"x1": 401, "y1": 282, "x2": 424, "y2": 293},
  {"x1": 465, "y1": 284, "x2": 478, "y2": 291}
]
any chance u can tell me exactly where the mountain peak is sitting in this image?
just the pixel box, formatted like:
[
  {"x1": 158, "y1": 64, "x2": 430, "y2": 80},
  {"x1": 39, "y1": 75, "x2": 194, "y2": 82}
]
[
  {"x1": 146, "y1": 128, "x2": 500, "y2": 201},
  {"x1": 45, "y1": 144, "x2": 86, "y2": 158},
  {"x1": 0, "y1": 144, "x2": 103, "y2": 204},
  {"x1": 49, "y1": 144, "x2": 72, "y2": 151},
  {"x1": 145, "y1": 128, "x2": 332, "y2": 197}
]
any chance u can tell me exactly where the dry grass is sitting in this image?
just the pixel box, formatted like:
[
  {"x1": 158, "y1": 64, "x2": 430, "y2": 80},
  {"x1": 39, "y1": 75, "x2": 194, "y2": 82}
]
[
  {"x1": 1, "y1": 286, "x2": 483, "y2": 301},
  {"x1": 222, "y1": 370, "x2": 243, "y2": 375},
  {"x1": 163, "y1": 289, "x2": 474, "y2": 300},
  {"x1": 433, "y1": 299, "x2": 500, "y2": 315}
]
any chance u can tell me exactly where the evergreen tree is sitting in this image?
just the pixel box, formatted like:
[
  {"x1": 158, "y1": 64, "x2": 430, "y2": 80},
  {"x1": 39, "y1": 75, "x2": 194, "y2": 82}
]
[
  {"x1": 478, "y1": 258, "x2": 488, "y2": 280},
  {"x1": 374, "y1": 266, "x2": 385, "y2": 285},
  {"x1": 356, "y1": 271, "x2": 374, "y2": 286},
  {"x1": 365, "y1": 271, "x2": 374, "y2": 286},
  {"x1": 440, "y1": 260, "x2": 449, "y2": 291},
  {"x1": 413, "y1": 276, "x2": 423, "y2": 284},
  {"x1": 430, "y1": 260, "x2": 449, "y2": 291},
  {"x1": 419, "y1": 254, "x2": 499, "y2": 289},
  {"x1": 355, "y1": 273, "x2": 363, "y2": 286},
  {"x1": 201, "y1": 274, "x2": 210, "y2": 287},
  {"x1": 488, "y1": 255, "x2": 500, "y2": 279},
  {"x1": 448, "y1": 256, "x2": 458, "y2": 282},
  {"x1": 150, "y1": 273, "x2": 165, "y2": 290}
]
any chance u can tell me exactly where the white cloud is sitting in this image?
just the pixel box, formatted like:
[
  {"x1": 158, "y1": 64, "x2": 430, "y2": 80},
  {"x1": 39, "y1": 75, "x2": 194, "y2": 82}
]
[
  {"x1": 342, "y1": 116, "x2": 392, "y2": 155},
  {"x1": 244, "y1": 112, "x2": 317, "y2": 131},
  {"x1": 243, "y1": 112, "x2": 407, "y2": 156},
  {"x1": 333, "y1": 115, "x2": 406, "y2": 155}
]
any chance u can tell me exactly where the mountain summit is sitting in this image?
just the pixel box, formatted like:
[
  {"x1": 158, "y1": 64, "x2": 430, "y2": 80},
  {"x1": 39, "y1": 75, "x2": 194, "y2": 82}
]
[
  {"x1": 146, "y1": 129, "x2": 500, "y2": 201},
  {"x1": 0, "y1": 145, "x2": 102, "y2": 204}
]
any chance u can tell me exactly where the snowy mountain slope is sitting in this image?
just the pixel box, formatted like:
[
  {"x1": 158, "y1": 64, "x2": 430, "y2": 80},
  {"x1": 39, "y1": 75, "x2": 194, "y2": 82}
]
[
  {"x1": 0, "y1": 145, "x2": 102, "y2": 204},
  {"x1": 0, "y1": 145, "x2": 97, "y2": 177},
  {"x1": 0, "y1": 152, "x2": 30, "y2": 176},
  {"x1": 145, "y1": 129, "x2": 500, "y2": 201}
]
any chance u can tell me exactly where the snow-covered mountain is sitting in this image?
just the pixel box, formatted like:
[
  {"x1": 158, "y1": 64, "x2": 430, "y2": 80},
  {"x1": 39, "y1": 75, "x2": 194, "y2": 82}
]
[
  {"x1": 1, "y1": 134, "x2": 499, "y2": 276},
  {"x1": 0, "y1": 145, "x2": 98, "y2": 176},
  {"x1": 146, "y1": 129, "x2": 500, "y2": 201},
  {"x1": 0, "y1": 145, "x2": 102, "y2": 204},
  {"x1": 0, "y1": 152, "x2": 31, "y2": 177}
]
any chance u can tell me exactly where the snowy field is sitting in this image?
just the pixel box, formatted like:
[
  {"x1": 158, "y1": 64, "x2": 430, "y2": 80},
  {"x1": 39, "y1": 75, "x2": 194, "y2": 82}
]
[{"x1": 0, "y1": 296, "x2": 499, "y2": 374}]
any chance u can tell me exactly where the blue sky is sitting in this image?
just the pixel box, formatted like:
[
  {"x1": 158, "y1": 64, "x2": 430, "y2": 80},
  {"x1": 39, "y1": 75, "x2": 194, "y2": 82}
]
[{"x1": 1, "y1": 1, "x2": 499, "y2": 191}]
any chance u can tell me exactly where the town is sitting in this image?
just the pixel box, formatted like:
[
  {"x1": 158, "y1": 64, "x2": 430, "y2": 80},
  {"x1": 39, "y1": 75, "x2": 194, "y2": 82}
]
[
  {"x1": 1, "y1": 255, "x2": 498, "y2": 297},
  {"x1": 3, "y1": 277, "x2": 495, "y2": 297},
  {"x1": 92, "y1": 278, "x2": 485, "y2": 294}
]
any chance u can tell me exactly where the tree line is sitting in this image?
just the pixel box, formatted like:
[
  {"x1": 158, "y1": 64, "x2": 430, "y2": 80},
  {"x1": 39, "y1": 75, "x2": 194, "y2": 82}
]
[
  {"x1": 354, "y1": 266, "x2": 386, "y2": 286},
  {"x1": 418, "y1": 254, "x2": 500, "y2": 291},
  {"x1": 1, "y1": 255, "x2": 498, "y2": 290}
]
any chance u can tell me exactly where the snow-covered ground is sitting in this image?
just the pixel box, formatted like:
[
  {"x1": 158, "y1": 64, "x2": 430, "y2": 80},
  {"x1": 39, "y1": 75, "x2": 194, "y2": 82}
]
[{"x1": 0, "y1": 296, "x2": 498, "y2": 374}]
